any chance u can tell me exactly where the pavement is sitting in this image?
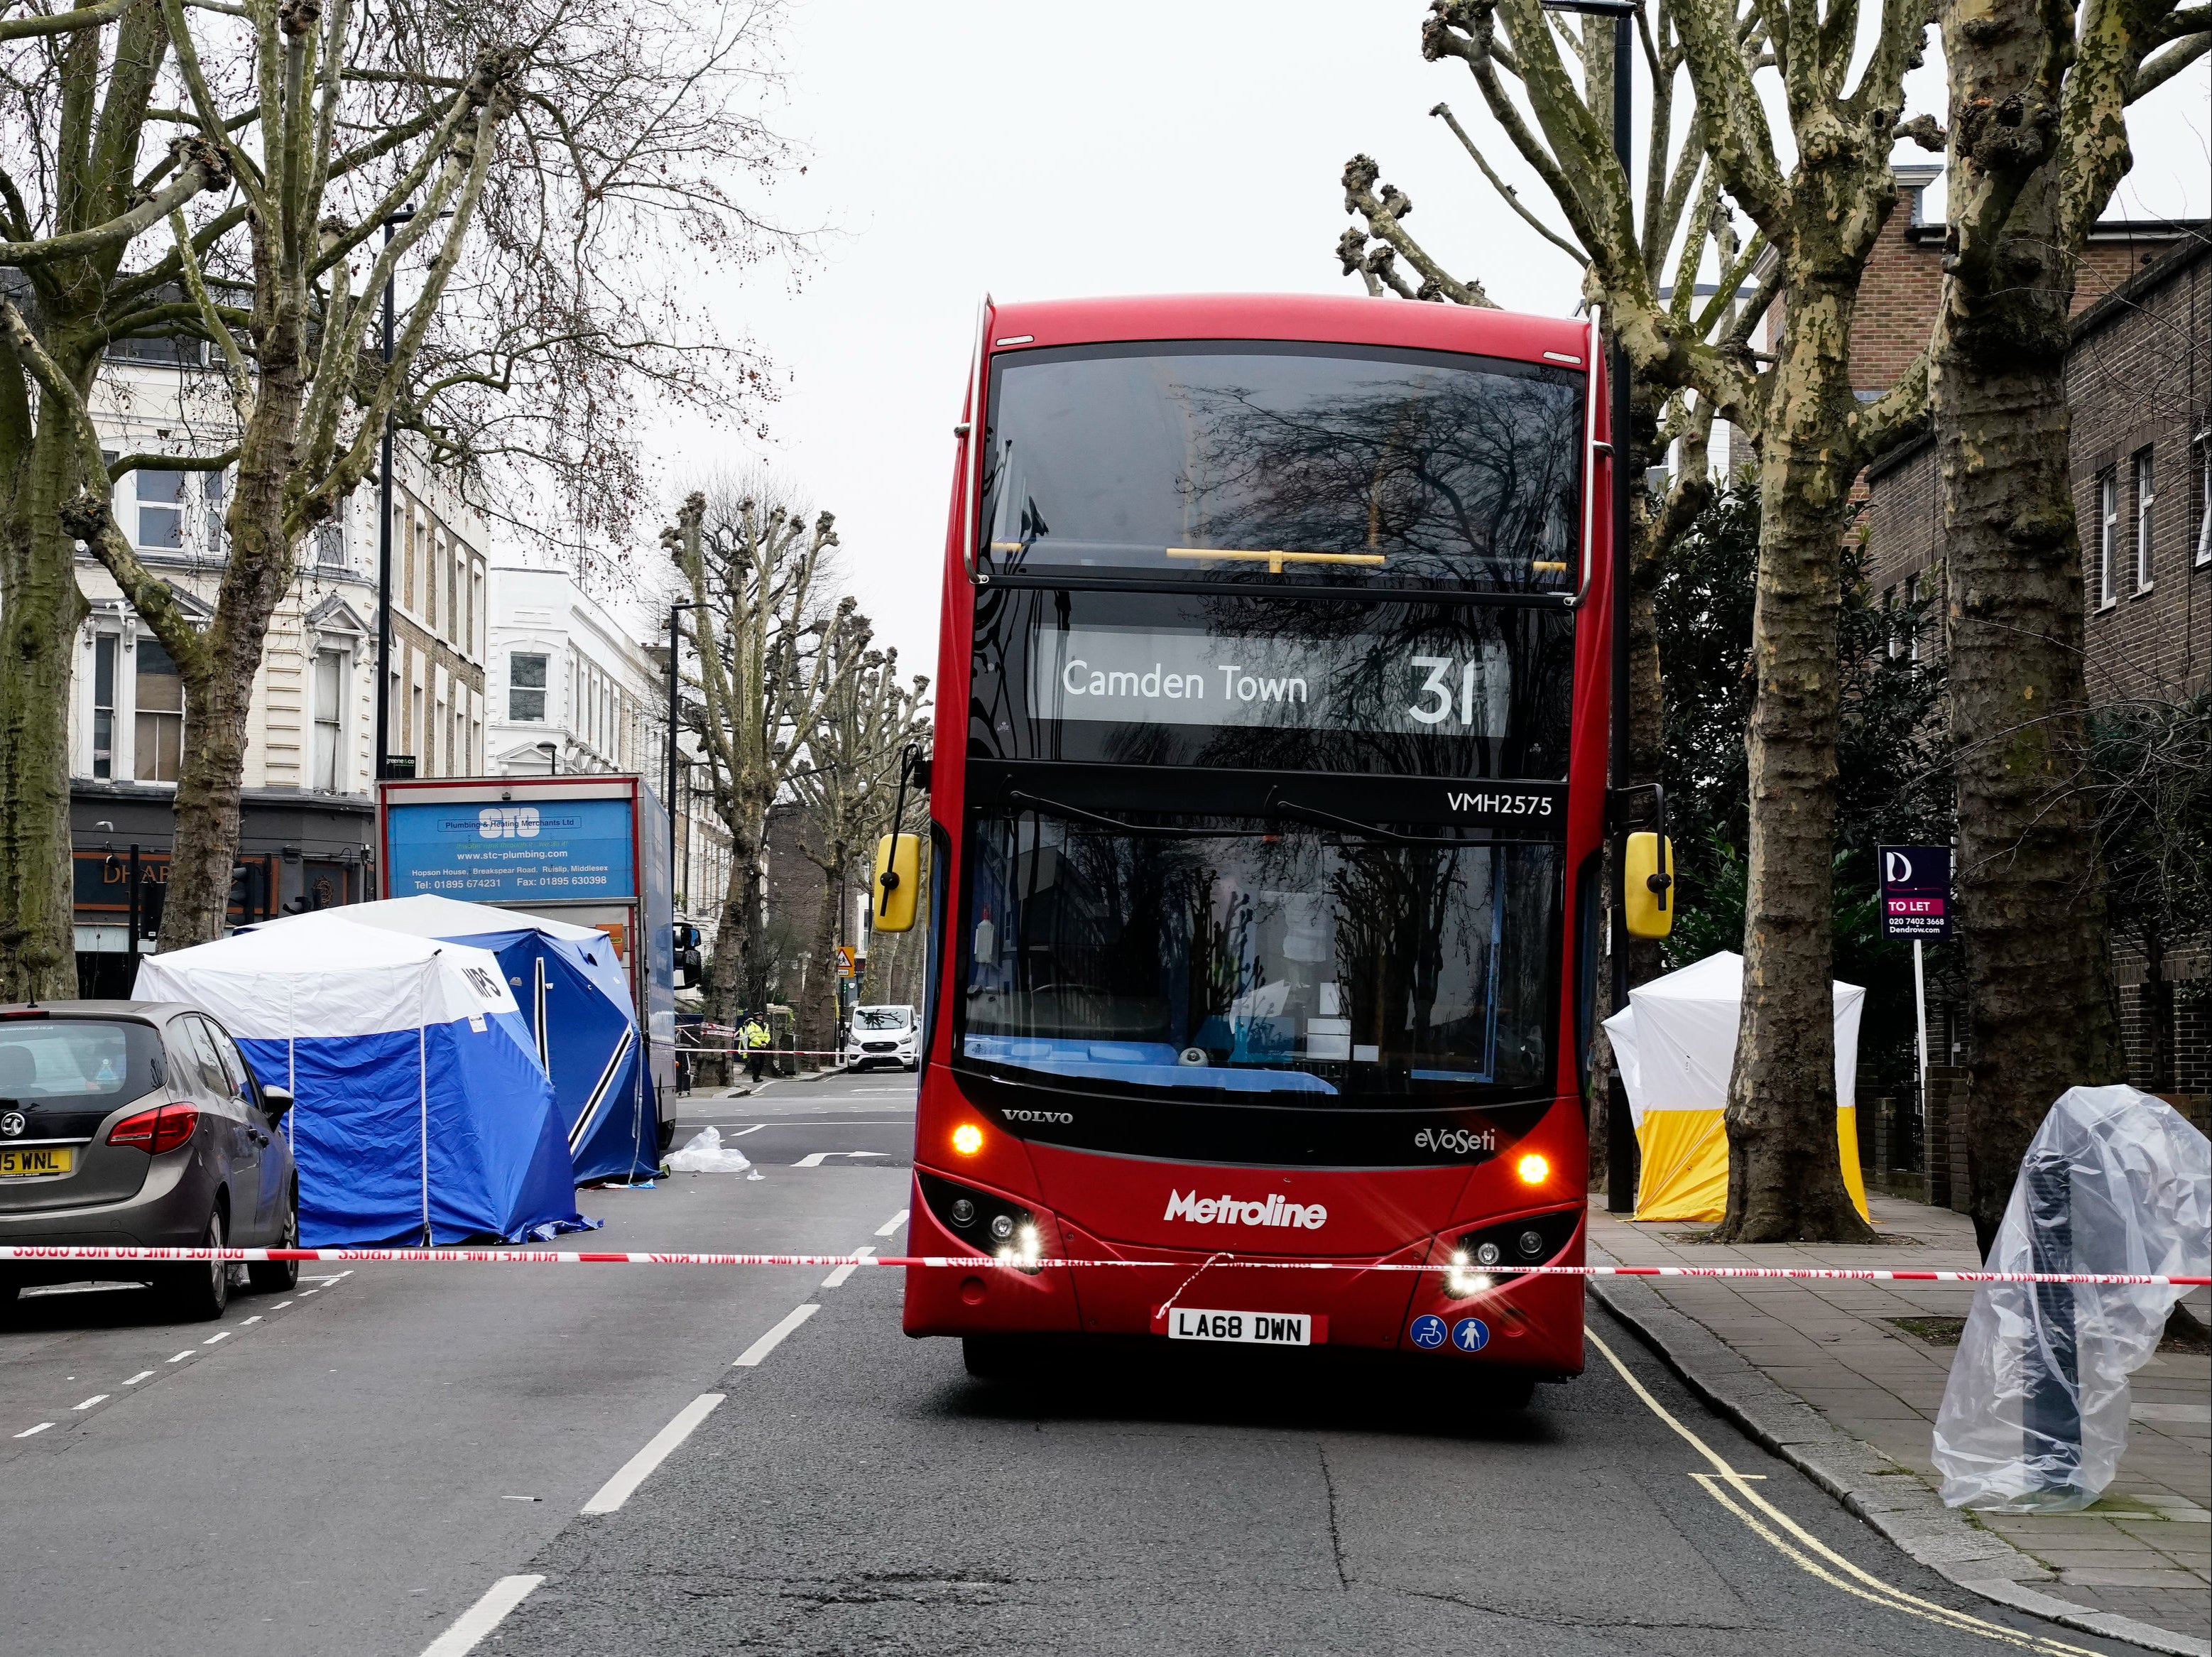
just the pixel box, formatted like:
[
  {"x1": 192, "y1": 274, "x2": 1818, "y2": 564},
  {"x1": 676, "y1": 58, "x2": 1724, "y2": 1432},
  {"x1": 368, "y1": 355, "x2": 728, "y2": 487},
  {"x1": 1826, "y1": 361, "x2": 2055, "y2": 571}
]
[
  {"x1": 0, "y1": 1070, "x2": 2174, "y2": 1656},
  {"x1": 1586, "y1": 1194, "x2": 2212, "y2": 1656}
]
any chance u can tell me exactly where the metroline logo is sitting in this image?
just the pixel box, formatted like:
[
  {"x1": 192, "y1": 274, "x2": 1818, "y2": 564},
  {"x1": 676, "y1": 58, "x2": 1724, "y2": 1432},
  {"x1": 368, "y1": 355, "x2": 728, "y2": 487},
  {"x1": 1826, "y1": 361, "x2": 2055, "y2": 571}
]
[{"x1": 1163, "y1": 1190, "x2": 1328, "y2": 1229}]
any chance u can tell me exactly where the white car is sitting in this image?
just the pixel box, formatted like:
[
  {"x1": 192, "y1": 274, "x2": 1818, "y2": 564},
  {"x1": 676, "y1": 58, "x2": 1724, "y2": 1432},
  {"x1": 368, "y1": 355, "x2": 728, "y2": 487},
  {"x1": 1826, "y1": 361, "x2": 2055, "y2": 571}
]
[{"x1": 846, "y1": 1004, "x2": 918, "y2": 1072}]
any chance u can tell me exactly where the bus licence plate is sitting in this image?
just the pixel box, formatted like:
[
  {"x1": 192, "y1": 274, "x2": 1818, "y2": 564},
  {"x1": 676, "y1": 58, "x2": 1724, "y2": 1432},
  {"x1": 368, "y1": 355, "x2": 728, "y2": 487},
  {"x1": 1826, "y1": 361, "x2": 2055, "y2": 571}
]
[
  {"x1": 1166, "y1": 1307, "x2": 1311, "y2": 1346},
  {"x1": 0, "y1": 1146, "x2": 72, "y2": 1178}
]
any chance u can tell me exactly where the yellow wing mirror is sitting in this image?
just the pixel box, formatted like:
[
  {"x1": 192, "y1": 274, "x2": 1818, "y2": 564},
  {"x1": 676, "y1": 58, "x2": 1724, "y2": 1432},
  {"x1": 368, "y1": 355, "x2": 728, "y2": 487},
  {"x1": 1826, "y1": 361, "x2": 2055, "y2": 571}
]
[
  {"x1": 872, "y1": 832, "x2": 922, "y2": 933},
  {"x1": 1623, "y1": 832, "x2": 1674, "y2": 939}
]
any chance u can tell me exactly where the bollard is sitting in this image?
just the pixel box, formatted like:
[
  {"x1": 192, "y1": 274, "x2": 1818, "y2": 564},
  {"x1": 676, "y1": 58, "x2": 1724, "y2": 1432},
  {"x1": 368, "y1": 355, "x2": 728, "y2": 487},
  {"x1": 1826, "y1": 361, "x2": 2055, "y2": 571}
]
[{"x1": 2020, "y1": 1147, "x2": 2083, "y2": 1499}]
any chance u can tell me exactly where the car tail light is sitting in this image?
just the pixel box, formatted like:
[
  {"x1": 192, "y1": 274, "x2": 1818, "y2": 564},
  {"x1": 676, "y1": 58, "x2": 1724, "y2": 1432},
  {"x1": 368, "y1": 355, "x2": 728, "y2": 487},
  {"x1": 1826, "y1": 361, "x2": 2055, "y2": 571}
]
[{"x1": 108, "y1": 1103, "x2": 199, "y2": 1154}]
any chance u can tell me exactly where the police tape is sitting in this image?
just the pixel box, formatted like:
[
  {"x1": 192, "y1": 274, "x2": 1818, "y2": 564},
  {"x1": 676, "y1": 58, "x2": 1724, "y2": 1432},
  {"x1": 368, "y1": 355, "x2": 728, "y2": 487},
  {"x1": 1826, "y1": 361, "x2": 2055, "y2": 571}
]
[{"x1": 0, "y1": 1246, "x2": 2204, "y2": 1286}]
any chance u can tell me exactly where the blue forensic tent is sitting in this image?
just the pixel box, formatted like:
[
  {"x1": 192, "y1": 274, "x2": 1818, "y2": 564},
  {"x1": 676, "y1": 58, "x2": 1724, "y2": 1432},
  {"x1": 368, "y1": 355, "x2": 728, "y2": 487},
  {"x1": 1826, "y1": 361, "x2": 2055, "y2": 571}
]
[
  {"x1": 134, "y1": 921, "x2": 590, "y2": 1246},
  {"x1": 307, "y1": 896, "x2": 654, "y2": 1184}
]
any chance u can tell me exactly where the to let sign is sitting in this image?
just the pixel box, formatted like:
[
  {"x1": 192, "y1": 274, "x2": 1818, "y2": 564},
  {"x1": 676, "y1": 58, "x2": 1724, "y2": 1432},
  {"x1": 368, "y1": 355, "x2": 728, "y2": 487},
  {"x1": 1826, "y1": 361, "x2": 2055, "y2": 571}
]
[{"x1": 1879, "y1": 845, "x2": 1953, "y2": 940}]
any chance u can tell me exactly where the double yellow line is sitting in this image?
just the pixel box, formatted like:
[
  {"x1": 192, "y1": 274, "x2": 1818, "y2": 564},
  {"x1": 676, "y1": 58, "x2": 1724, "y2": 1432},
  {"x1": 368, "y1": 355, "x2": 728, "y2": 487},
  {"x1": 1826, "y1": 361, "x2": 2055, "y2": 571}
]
[{"x1": 1586, "y1": 1327, "x2": 2105, "y2": 1657}]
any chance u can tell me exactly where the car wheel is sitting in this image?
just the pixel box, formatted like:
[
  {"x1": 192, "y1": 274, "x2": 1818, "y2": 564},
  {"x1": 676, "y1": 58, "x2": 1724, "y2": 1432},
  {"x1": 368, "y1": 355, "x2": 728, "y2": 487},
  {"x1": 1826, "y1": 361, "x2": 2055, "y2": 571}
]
[
  {"x1": 164, "y1": 1205, "x2": 230, "y2": 1322},
  {"x1": 904, "y1": 1059, "x2": 919, "y2": 1072},
  {"x1": 249, "y1": 1186, "x2": 300, "y2": 1293}
]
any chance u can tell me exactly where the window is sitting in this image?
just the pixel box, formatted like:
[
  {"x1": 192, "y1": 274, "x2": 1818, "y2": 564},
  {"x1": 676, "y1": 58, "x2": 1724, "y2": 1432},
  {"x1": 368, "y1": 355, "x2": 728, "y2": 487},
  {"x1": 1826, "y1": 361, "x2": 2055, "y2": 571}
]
[
  {"x1": 204, "y1": 469, "x2": 227, "y2": 552},
  {"x1": 509, "y1": 653, "x2": 548, "y2": 722},
  {"x1": 92, "y1": 635, "x2": 116, "y2": 778},
  {"x1": 313, "y1": 496, "x2": 345, "y2": 567},
  {"x1": 2196, "y1": 431, "x2": 2210, "y2": 567},
  {"x1": 2098, "y1": 472, "x2": 2119, "y2": 606},
  {"x1": 2133, "y1": 447, "x2": 2154, "y2": 592},
  {"x1": 1904, "y1": 574, "x2": 1920, "y2": 662},
  {"x1": 134, "y1": 637, "x2": 185, "y2": 783},
  {"x1": 446, "y1": 550, "x2": 459, "y2": 645},
  {"x1": 425, "y1": 536, "x2": 440, "y2": 630},
  {"x1": 979, "y1": 342, "x2": 1584, "y2": 594},
  {"x1": 136, "y1": 469, "x2": 185, "y2": 549},
  {"x1": 312, "y1": 651, "x2": 344, "y2": 792}
]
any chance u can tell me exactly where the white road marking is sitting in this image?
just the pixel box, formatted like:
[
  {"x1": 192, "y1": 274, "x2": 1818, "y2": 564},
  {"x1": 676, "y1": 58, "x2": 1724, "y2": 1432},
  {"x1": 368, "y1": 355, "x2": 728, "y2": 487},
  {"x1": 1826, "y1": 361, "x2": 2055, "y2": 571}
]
[
  {"x1": 240, "y1": 1315, "x2": 262, "y2": 1326},
  {"x1": 821, "y1": 1247, "x2": 876, "y2": 1288},
  {"x1": 874, "y1": 1208, "x2": 910, "y2": 1238},
  {"x1": 204, "y1": 1330, "x2": 231, "y2": 1344},
  {"x1": 732, "y1": 1301, "x2": 819, "y2": 1367},
  {"x1": 72, "y1": 1395, "x2": 108, "y2": 1411},
  {"x1": 299, "y1": 1289, "x2": 317, "y2": 1295},
  {"x1": 579, "y1": 1394, "x2": 725, "y2": 1515},
  {"x1": 165, "y1": 1351, "x2": 193, "y2": 1363},
  {"x1": 418, "y1": 1573, "x2": 545, "y2": 1657},
  {"x1": 122, "y1": 1371, "x2": 153, "y2": 1386},
  {"x1": 271, "y1": 1300, "x2": 293, "y2": 1309},
  {"x1": 13, "y1": 1423, "x2": 53, "y2": 1438},
  {"x1": 725, "y1": 1124, "x2": 765, "y2": 1137},
  {"x1": 794, "y1": 1150, "x2": 888, "y2": 1167}
]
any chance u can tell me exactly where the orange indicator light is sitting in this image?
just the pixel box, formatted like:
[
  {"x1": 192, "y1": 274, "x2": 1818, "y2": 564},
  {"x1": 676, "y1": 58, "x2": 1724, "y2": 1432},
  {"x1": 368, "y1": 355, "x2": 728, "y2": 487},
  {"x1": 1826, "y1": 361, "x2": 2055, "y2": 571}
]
[
  {"x1": 1515, "y1": 1153, "x2": 1549, "y2": 1185},
  {"x1": 952, "y1": 1123, "x2": 984, "y2": 1156}
]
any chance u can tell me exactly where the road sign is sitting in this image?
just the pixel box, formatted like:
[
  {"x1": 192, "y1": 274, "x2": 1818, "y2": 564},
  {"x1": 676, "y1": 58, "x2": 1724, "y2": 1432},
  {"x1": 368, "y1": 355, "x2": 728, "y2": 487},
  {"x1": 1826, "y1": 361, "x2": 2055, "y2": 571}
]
[
  {"x1": 834, "y1": 945, "x2": 857, "y2": 979},
  {"x1": 1878, "y1": 845, "x2": 1952, "y2": 940}
]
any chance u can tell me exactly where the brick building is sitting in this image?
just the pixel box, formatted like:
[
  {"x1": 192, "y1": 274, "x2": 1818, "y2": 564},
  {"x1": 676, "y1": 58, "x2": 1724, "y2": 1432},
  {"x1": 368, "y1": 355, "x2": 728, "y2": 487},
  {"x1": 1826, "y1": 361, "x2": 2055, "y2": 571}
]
[
  {"x1": 1863, "y1": 234, "x2": 2212, "y2": 1104},
  {"x1": 1835, "y1": 164, "x2": 2193, "y2": 396}
]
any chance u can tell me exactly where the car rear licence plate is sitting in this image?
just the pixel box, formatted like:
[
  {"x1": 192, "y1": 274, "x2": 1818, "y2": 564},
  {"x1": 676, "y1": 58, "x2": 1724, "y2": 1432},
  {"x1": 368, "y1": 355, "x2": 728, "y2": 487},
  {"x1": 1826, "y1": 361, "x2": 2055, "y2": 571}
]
[
  {"x1": 0, "y1": 1146, "x2": 72, "y2": 1178},
  {"x1": 1165, "y1": 1307, "x2": 1312, "y2": 1345}
]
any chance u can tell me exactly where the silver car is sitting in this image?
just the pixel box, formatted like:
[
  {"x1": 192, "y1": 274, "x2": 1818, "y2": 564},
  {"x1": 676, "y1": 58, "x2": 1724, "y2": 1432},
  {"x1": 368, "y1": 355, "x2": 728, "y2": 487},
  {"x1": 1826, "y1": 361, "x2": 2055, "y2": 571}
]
[{"x1": 0, "y1": 1001, "x2": 298, "y2": 1322}]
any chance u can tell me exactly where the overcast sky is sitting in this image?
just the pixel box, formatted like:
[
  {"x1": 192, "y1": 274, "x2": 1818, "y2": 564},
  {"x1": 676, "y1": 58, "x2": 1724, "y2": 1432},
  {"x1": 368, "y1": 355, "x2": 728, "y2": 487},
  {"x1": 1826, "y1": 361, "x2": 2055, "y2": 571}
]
[{"x1": 657, "y1": 1, "x2": 2212, "y2": 683}]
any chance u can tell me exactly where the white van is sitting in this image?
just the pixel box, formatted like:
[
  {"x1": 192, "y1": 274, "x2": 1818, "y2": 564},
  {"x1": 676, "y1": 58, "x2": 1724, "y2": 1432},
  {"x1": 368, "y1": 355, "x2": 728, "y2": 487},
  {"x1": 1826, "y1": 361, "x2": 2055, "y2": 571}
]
[{"x1": 846, "y1": 1004, "x2": 918, "y2": 1072}]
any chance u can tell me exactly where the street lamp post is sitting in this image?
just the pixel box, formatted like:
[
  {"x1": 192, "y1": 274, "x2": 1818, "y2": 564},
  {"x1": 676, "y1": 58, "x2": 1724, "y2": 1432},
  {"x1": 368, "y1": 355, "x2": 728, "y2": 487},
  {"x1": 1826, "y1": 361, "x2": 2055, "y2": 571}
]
[
  {"x1": 1544, "y1": 0, "x2": 1639, "y2": 1212},
  {"x1": 372, "y1": 207, "x2": 414, "y2": 784},
  {"x1": 666, "y1": 601, "x2": 700, "y2": 891}
]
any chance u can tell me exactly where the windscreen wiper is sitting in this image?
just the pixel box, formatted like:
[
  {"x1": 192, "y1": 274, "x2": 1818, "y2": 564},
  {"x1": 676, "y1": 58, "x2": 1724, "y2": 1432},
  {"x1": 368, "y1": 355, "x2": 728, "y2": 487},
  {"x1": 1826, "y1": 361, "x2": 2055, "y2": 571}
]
[
  {"x1": 1005, "y1": 791, "x2": 1214, "y2": 839},
  {"x1": 1263, "y1": 790, "x2": 1488, "y2": 849}
]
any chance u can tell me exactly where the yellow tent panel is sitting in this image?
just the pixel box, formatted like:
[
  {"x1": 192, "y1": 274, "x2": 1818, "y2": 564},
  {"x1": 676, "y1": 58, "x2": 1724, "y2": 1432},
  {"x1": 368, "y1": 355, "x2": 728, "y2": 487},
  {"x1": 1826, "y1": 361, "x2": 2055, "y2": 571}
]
[{"x1": 1632, "y1": 1106, "x2": 1870, "y2": 1224}]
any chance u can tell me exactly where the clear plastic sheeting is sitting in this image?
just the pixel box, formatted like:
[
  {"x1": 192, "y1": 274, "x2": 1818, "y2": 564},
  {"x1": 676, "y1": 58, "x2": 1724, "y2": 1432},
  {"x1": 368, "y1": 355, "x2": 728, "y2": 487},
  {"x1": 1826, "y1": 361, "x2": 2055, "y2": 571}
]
[
  {"x1": 1933, "y1": 1085, "x2": 2211, "y2": 1513},
  {"x1": 665, "y1": 1126, "x2": 761, "y2": 1178}
]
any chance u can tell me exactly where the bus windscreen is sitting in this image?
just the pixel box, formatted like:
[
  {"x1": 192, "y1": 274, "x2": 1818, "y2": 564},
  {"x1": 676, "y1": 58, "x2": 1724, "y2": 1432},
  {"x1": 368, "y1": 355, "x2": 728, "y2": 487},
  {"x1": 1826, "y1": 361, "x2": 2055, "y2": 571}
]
[
  {"x1": 979, "y1": 342, "x2": 1583, "y2": 592},
  {"x1": 958, "y1": 813, "x2": 1561, "y2": 1104}
]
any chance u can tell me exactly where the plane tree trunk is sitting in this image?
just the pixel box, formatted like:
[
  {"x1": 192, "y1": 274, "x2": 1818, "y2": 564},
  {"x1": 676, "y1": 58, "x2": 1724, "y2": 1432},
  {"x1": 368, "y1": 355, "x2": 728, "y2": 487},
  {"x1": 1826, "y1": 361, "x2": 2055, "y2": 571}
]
[{"x1": 1928, "y1": 0, "x2": 2185, "y2": 1251}]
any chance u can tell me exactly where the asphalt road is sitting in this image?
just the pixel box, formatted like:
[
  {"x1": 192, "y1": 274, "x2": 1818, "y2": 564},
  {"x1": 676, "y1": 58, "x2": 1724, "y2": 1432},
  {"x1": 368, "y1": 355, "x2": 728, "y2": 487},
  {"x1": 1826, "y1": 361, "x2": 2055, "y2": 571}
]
[
  {"x1": 669, "y1": 1065, "x2": 921, "y2": 1167},
  {"x1": 1, "y1": 1070, "x2": 2133, "y2": 1657}
]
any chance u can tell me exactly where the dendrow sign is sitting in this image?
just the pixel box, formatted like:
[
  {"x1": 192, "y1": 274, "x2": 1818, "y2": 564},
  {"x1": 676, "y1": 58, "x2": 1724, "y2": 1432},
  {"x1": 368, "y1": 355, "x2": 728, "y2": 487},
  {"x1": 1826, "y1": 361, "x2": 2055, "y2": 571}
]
[{"x1": 1878, "y1": 846, "x2": 1952, "y2": 941}]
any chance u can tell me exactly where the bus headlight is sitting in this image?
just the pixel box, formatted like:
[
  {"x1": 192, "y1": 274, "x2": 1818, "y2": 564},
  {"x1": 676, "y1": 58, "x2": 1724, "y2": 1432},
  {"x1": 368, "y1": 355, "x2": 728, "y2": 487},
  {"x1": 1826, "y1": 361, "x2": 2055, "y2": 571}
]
[
  {"x1": 919, "y1": 1172, "x2": 1045, "y2": 1277},
  {"x1": 1451, "y1": 1211, "x2": 1579, "y2": 1292}
]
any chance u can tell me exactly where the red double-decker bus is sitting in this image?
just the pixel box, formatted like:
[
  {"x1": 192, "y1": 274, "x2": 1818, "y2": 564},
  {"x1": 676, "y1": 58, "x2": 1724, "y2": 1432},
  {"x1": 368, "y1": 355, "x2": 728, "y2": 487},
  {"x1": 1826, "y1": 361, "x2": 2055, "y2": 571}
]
[{"x1": 898, "y1": 293, "x2": 1615, "y2": 1399}]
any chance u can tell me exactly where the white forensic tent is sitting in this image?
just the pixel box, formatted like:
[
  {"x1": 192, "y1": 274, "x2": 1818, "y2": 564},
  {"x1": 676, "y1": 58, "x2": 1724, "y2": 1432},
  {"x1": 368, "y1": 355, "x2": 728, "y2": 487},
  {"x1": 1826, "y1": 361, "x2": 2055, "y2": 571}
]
[{"x1": 1603, "y1": 950, "x2": 1871, "y2": 1224}]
